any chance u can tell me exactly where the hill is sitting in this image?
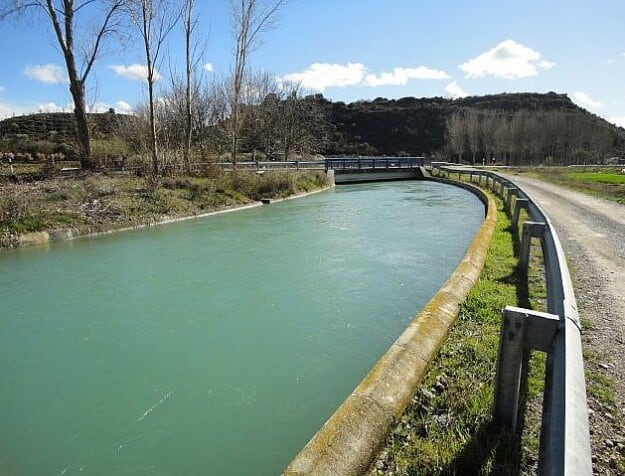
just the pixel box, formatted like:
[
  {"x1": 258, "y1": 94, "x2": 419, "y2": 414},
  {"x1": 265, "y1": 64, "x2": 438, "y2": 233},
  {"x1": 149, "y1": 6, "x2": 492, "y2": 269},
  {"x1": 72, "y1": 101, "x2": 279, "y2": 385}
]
[
  {"x1": 0, "y1": 110, "x2": 132, "y2": 145},
  {"x1": 1, "y1": 92, "x2": 623, "y2": 164},
  {"x1": 320, "y1": 92, "x2": 625, "y2": 160}
]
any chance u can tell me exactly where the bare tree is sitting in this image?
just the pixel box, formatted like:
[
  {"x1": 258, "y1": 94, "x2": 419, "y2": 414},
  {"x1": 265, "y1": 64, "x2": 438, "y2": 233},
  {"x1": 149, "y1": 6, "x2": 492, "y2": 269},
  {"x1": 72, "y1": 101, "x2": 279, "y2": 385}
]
[
  {"x1": 229, "y1": 0, "x2": 286, "y2": 166},
  {"x1": 1, "y1": 0, "x2": 124, "y2": 168},
  {"x1": 182, "y1": 0, "x2": 202, "y2": 174},
  {"x1": 446, "y1": 112, "x2": 466, "y2": 162},
  {"x1": 465, "y1": 109, "x2": 483, "y2": 166},
  {"x1": 127, "y1": 0, "x2": 182, "y2": 175},
  {"x1": 238, "y1": 76, "x2": 322, "y2": 160}
]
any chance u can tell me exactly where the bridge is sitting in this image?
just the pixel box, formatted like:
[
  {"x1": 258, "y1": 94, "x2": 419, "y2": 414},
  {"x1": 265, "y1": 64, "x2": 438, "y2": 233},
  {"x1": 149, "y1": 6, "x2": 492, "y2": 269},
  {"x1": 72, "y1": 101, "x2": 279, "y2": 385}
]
[{"x1": 324, "y1": 156, "x2": 426, "y2": 183}]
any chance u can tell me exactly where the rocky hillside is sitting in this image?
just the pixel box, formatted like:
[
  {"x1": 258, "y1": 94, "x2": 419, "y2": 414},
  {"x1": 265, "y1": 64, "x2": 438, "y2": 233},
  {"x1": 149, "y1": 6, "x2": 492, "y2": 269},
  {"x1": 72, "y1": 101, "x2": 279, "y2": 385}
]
[
  {"x1": 0, "y1": 111, "x2": 133, "y2": 145},
  {"x1": 320, "y1": 92, "x2": 625, "y2": 157}
]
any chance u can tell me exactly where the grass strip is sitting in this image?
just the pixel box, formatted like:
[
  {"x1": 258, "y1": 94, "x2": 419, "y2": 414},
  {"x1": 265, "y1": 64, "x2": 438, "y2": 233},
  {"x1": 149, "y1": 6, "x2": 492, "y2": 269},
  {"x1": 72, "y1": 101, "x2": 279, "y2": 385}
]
[
  {"x1": 368, "y1": 196, "x2": 545, "y2": 475},
  {"x1": 512, "y1": 167, "x2": 625, "y2": 205}
]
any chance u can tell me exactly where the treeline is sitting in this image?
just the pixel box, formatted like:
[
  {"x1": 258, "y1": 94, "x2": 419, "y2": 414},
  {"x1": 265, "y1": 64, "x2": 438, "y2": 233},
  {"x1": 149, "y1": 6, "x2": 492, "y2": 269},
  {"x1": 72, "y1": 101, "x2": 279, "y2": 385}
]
[
  {"x1": 446, "y1": 108, "x2": 620, "y2": 165},
  {"x1": 319, "y1": 92, "x2": 625, "y2": 163}
]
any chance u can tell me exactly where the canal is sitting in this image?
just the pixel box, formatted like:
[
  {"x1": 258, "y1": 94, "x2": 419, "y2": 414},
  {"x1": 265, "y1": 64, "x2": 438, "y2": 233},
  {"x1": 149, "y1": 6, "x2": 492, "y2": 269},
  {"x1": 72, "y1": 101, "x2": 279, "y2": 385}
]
[{"x1": 0, "y1": 180, "x2": 484, "y2": 475}]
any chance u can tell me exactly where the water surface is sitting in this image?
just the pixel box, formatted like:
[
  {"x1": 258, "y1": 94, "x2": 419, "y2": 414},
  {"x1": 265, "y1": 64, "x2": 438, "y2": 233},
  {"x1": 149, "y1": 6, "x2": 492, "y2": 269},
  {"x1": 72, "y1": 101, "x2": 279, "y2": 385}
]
[{"x1": 0, "y1": 181, "x2": 483, "y2": 475}]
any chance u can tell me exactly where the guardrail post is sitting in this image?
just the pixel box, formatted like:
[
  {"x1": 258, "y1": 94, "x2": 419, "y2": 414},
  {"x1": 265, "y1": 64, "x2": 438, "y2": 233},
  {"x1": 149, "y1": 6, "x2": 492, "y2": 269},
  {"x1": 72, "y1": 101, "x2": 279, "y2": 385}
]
[
  {"x1": 493, "y1": 307, "x2": 526, "y2": 431},
  {"x1": 512, "y1": 198, "x2": 530, "y2": 231},
  {"x1": 501, "y1": 183, "x2": 509, "y2": 201},
  {"x1": 520, "y1": 221, "x2": 546, "y2": 271},
  {"x1": 494, "y1": 306, "x2": 560, "y2": 432},
  {"x1": 505, "y1": 188, "x2": 519, "y2": 214},
  {"x1": 498, "y1": 181, "x2": 506, "y2": 197}
]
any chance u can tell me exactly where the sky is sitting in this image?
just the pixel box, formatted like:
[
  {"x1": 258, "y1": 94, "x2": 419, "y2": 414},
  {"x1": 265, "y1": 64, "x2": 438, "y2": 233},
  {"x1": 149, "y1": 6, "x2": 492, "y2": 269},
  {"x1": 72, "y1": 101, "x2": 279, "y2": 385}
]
[{"x1": 0, "y1": 0, "x2": 624, "y2": 128}]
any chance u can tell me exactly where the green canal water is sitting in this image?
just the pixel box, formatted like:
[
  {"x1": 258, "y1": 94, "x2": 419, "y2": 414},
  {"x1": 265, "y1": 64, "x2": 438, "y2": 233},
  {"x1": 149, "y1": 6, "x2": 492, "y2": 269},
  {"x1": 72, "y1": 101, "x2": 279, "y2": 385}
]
[{"x1": 0, "y1": 181, "x2": 484, "y2": 475}]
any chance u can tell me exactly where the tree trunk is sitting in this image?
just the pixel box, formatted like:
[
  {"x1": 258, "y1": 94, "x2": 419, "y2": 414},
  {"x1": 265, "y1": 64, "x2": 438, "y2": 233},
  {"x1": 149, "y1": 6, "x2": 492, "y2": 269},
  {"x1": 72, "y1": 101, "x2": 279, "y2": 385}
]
[
  {"x1": 59, "y1": 14, "x2": 92, "y2": 168},
  {"x1": 183, "y1": 0, "x2": 193, "y2": 175},
  {"x1": 68, "y1": 75, "x2": 92, "y2": 169},
  {"x1": 148, "y1": 79, "x2": 159, "y2": 175},
  {"x1": 231, "y1": 105, "x2": 238, "y2": 167}
]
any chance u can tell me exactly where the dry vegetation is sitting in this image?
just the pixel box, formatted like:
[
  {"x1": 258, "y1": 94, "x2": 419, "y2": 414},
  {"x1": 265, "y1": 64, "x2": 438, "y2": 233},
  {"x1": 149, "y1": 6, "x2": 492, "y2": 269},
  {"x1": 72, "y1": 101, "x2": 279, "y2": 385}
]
[{"x1": 0, "y1": 169, "x2": 327, "y2": 248}]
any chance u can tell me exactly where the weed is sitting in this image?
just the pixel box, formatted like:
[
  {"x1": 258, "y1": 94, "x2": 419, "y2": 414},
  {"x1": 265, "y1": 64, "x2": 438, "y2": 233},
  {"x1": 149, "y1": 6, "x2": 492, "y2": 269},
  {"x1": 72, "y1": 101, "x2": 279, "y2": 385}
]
[{"x1": 586, "y1": 370, "x2": 616, "y2": 406}]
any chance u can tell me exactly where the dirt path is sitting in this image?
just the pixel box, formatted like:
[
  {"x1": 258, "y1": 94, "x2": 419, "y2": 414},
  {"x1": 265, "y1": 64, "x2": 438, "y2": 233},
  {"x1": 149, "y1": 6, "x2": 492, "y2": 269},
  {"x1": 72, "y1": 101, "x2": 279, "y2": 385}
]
[{"x1": 503, "y1": 173, "x2": 625, "y2": 473}]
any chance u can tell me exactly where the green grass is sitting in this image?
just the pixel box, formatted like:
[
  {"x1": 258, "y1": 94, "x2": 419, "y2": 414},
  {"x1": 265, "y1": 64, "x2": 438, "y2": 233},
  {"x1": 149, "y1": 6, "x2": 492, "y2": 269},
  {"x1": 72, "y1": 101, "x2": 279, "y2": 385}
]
[
  {"x1": 514, "y1": 167, "x2": 625, "y2": 204},
  {"x1": 586, "y1": 370, "x2": 616, "y2": 406},
  {"x1": 567, "y1": 171, "x2": 625, "y2": 185},
  {"x1": 368, "y1": 197, "x2": 546, "y2": 475}
]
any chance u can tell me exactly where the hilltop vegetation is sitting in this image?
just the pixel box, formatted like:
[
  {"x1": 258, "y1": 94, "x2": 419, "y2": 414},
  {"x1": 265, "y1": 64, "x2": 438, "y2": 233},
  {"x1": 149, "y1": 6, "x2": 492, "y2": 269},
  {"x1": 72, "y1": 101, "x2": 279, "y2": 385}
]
[
  {"x1": 1, "y1": 92, "x2": 623, "y2": 169},
  {"x1": 321, "y1": 92, "x2": 625, "y2": 162}
]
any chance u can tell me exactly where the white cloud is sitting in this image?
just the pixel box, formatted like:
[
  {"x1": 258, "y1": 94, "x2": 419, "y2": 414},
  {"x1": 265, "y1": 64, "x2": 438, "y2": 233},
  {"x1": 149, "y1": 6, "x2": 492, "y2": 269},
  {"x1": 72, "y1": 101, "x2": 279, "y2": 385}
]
[
  {"x1": 0, "y1": 86, "x2": 5, "y2": 93},
  {"x1": 24, "y1": 64, "x2": 66, "y2": 84},
  {"x1": 89, "y1": 101, "x2": 134, "y2": 114},
  {"x1": 113, "y1": 101, "x2": 133, "y2": 114},
  {"x1": 36, "y1": 102, "x2": 70, "y2": 113},
  {"x1": 110, "y1": 64, "x2": 161, "y2": 82},
  {"x1": 204, "y1": 63, "x2": 214, "y2": 73},
  {"x1": 609, "y1": 116, "x2": 625, "y2": 128},
  {"x1": 572, "y1": 91, "x2": 602, "y2": 109},
  {"x1": 0, "y1": 99, "x2": 133, "y2": 119},
  {"x1": 90, "y1": 102, "x2": 111, "y2": 113},
  {"x1": 282, "y1": 62, "x2": 449, "y2": 91},
  {"x1": 0, "y1": 101, "x2": 26, "y2": 119},
  {"x1": 283, "y1": 63, "x2": 366, "y2": 91},
  {"x1": 0, "y1": 101, "x2": 69, "y2": 118},
  {"x1": 460, "y1": 40, "x2": 554, "y2": 80},
  {"x1": 364, "y1": 66, "x2": 449, "y2": 86},
  {"x1": 444, "y1": 81, "x2": 468, "y2": 99}
]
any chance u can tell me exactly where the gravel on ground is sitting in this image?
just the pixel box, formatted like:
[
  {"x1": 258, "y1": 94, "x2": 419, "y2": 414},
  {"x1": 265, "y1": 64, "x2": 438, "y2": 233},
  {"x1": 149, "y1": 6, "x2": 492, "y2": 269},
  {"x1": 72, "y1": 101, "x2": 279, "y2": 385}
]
[{"x1": 503, "y1": 173, "x2": 625, "y2": 474}]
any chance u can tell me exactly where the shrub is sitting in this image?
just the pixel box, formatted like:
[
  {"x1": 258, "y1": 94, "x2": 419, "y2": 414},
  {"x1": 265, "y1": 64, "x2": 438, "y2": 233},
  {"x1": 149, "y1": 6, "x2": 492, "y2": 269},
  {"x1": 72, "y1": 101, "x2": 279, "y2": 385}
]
[
  {"x1": 55, "y1": 143, "x2": 77, "y2": 160},
  {"x1": 0, "y1": 193, "x2": 24, "y2": 225}
]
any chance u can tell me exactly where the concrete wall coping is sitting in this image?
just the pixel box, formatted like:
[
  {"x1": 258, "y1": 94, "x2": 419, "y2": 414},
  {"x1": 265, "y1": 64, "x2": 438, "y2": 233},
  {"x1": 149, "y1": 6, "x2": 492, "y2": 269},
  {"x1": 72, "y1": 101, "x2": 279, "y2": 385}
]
[{"x1": 283, "y1": 179, "x2": 497, "y2": 476}]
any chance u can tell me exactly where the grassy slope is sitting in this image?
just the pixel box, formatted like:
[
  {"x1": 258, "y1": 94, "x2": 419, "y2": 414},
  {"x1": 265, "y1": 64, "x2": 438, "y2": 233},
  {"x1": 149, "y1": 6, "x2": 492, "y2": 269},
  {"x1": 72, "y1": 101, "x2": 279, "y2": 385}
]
[
  {"x1": 369, "y1": 199, "x2": 545, "y2": 475},
  {"x1": 0, "y1": 170, "x2": 327, "y2": 242}
]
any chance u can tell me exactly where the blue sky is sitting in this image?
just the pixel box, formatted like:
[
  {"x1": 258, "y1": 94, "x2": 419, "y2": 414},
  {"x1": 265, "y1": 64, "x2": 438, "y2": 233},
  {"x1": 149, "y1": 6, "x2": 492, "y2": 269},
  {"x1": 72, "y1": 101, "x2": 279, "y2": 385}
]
[{"x1": 1, "y1": 0, "x2": 624, "y2": 127}]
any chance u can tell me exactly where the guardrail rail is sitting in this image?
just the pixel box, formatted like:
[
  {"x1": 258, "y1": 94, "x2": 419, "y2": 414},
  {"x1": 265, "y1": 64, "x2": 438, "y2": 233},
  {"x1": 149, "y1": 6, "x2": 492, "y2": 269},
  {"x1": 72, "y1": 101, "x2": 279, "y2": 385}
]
[{"x1": 432, "y1": 165, "x2": 592, "y2": 475}]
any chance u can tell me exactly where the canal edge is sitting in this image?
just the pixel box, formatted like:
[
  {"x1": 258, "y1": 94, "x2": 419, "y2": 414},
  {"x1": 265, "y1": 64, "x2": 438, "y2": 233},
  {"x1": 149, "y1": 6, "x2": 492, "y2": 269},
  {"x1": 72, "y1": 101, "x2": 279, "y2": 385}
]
[
  {"x1": 5, "y1": 181, "x2": 336, "y2": 251},
  {"x1": 283, "y1": 178, "x2": 497, "y2": 476}
]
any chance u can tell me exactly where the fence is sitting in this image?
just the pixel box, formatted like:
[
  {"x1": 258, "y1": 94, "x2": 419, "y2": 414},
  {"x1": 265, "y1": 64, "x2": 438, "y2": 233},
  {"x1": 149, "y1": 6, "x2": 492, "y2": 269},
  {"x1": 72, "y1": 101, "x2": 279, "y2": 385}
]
[
  {"x1": 324, "y1": 156, "x2": 425, "y2": 171},
  {"x1": 432, "y1": 166, "x2": 592, "y2": 475}
]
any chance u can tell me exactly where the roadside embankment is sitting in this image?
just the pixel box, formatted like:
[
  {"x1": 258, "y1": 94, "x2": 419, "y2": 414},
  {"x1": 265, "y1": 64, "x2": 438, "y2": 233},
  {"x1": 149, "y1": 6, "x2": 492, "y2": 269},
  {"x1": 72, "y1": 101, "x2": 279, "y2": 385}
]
[{"x1": 0, "y1": 170, "x2": 332, "y2": 250}]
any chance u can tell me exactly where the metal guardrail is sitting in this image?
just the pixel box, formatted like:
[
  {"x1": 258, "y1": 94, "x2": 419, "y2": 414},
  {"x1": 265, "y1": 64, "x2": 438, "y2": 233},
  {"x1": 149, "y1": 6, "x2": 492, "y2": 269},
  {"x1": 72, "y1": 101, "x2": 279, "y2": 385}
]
[
  {"x1": 217, "y1": 160, "x2": 324, "y2": 170},
  {"x1": 324, "y1": 156, "x2": 425, "y2": 171},
  {"x1": 432, "y1": 166, "x2": 592, "y2": 475}
]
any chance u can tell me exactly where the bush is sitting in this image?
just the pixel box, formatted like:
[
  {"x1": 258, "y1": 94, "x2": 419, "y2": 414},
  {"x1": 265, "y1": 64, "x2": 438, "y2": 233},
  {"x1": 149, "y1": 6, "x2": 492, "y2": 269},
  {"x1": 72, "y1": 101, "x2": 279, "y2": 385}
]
[
  {"x1": 0, "y1": 194, "x2": 24, "y2": 225},
  {"x1": 91, "y1": 137, "x2": 132, "y2": 160},
  {"x1": 55, "y1": 143, "x2": 77, "y2": 160}
]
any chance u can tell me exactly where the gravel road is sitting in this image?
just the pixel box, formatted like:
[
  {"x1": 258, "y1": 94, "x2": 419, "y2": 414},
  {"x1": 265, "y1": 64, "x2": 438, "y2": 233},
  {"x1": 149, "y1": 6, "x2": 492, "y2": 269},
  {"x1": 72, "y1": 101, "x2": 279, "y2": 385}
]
[{"x1": 502, "y1": 173, "x2": 625, "y2": 473}]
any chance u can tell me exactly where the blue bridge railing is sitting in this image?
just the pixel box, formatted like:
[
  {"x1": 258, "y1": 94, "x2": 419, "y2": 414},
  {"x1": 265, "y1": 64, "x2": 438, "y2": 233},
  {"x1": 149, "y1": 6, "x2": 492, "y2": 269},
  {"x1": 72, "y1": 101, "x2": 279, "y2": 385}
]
[{"x1": 325, "y1": 156, "x2": 425, "y2": 171}]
